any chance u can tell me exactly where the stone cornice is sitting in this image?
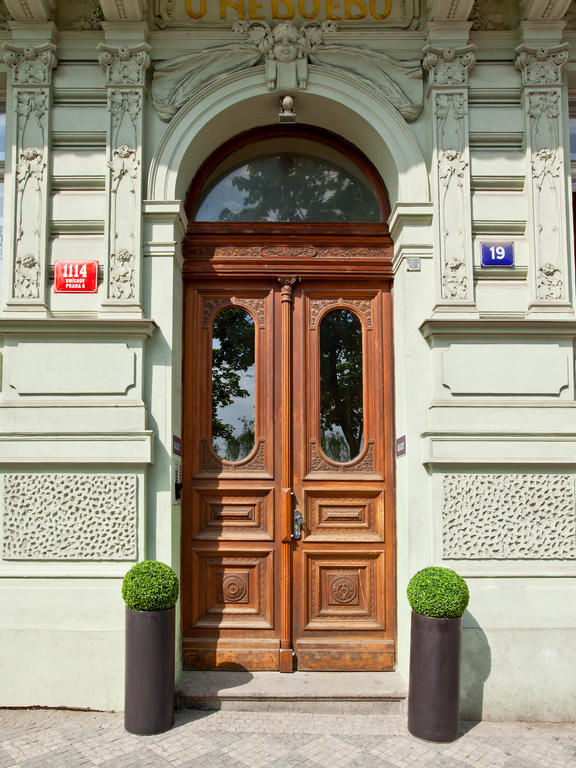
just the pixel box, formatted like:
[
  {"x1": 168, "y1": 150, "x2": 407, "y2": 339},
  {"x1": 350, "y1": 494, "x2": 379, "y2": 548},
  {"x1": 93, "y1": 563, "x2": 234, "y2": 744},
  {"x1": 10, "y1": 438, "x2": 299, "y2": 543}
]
[
  {"x1": 423, "y1": 44, "x2": 476, "y2": 88},
  {"x1": 0, "y1": 318, "x2": 157, "y2": 337},
  {"x1": 515, "y1": 42, "x2": 570, "y2": 86},
  {"x1": 420, "y1": 317, "x2": 576, "y2": 340}
]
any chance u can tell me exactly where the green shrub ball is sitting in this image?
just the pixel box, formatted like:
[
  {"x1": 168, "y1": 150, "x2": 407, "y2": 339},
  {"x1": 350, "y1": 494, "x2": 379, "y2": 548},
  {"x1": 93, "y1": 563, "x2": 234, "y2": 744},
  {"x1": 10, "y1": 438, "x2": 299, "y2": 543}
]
[
  {"x1": 407, "y1": 566, "x2": 469, "y2": 618},
  {"x1": 122, "y1": 560, "x2": 179, "y2": 611}
]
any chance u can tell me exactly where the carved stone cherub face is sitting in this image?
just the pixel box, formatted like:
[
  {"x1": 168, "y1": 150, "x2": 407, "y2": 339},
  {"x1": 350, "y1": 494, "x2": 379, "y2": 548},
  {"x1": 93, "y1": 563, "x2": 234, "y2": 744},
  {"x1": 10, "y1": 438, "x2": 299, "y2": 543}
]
[{"x1": 273, "y1": 22, "x2": 300, "y2": 63}]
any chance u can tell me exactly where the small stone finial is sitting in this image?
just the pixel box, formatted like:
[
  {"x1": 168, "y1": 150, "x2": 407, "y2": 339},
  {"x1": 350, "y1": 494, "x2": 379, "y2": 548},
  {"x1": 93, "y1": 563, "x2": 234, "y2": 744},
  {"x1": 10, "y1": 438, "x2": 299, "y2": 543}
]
[{"x1": 279, "y1": 95, "x2": 296, "y2": 122}]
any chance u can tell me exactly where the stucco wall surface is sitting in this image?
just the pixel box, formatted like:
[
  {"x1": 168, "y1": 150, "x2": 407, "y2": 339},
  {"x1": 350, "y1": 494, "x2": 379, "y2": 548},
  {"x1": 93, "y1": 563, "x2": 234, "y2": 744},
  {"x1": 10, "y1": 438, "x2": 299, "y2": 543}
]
[{"x1": 0, "y1": 0, "x2": 575, "y2": 720}]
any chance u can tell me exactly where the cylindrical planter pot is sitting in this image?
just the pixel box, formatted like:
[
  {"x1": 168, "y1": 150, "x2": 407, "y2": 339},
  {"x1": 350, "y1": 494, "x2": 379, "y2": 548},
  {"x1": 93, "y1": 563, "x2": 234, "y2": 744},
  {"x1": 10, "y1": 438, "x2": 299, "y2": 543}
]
[
  {"x1": 407, "y1": 611, "x2": 462, "y2": 743},
  {"x1": 125, "y1": 606, "x2": 175, "y2": 735}
]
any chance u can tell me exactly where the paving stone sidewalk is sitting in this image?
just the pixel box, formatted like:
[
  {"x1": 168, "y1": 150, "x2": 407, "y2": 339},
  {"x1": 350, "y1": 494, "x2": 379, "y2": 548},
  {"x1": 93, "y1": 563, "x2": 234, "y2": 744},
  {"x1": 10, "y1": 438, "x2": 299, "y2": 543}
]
[{"x1": 0, "y1": 708, "x2": 575, "y2": 768}]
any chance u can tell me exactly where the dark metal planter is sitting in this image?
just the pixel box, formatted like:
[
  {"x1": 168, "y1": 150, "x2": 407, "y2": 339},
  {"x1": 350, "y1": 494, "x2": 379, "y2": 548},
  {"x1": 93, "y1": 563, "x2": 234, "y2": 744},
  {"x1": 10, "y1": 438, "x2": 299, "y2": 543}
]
[
  {"x1": 407, "y1": 610, "x2": 462, "y2": 743},
  {"x1": 125, "y1": 606, "x2": 175, "y2": 735}
]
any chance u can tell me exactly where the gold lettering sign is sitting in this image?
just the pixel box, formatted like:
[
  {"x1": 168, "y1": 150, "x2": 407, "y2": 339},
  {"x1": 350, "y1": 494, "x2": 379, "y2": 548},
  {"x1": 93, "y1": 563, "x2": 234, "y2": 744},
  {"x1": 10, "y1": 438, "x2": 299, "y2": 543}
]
[{"x1": 167, "y1": 0, "x2": 411, "y2": 25}]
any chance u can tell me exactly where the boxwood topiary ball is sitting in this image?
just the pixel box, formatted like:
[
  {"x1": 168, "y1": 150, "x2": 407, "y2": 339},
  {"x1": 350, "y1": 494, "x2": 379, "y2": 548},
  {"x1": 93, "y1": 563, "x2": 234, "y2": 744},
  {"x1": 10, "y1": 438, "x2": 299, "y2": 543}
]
[
  {"x1": 122, "y1": 560, "x2": 179, "y2": 611},
  {"x1": 407, "y1": 566, "x2": 469, "y2": 618}
]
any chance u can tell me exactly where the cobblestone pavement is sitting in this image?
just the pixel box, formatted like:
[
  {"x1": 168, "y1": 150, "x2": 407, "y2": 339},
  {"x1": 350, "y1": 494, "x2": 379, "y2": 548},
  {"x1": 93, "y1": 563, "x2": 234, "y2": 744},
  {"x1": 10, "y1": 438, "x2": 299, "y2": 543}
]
[{"x1": 0, "y1": 709, "x2": 575, "y2": 768}]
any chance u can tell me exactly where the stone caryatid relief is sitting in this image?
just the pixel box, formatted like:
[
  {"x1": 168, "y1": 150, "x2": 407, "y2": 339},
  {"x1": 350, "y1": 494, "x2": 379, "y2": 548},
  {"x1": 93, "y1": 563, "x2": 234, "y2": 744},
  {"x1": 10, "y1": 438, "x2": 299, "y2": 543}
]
[
  {"x1": 57, "y1": 0, "x2": 104, "y2": 30},
  {"x1": 469, "y1": 0, "x2": 517, "y2": 30},
  {"x1": 442, "y1": 474, "x2": 576, "y2": 559},
  {"x1": 2, "y1": 473, "x2": 138, "y2": 560},
  {"x1": 515, "y1": 44, "x2": 570, "y2": 307},
  {"x1": 422, "y1": 46, "x2": 476, "y2": 308},
  {"x1": 151, "y1": 21, "x2": 423, "y2": 123},
  {"x1": 566, "y1": 0, "x2": 576, "y2": 29},
  {"x1": 99, "y1": 43, "x2": 150, "y2": 309},
  {"x1": 0, "y1": 0, "x2": 10, "y2": 29},
  {"x1": 3, "y1": 42, "x2": 56, "y2": 307}
]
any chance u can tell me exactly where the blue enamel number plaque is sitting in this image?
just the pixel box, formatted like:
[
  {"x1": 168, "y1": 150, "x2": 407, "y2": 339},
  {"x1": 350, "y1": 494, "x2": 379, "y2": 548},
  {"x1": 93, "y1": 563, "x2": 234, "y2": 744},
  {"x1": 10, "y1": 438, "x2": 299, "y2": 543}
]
[{"x1": 481, "y1": 242, "x2": 514, "y2": 267}]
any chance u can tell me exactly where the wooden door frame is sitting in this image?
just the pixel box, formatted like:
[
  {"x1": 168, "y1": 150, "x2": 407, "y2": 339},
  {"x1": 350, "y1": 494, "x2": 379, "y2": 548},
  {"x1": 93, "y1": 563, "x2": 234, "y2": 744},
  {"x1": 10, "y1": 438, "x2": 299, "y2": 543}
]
[{"x1": 181, "y1": 125, "x2": 397, "y2": 670}]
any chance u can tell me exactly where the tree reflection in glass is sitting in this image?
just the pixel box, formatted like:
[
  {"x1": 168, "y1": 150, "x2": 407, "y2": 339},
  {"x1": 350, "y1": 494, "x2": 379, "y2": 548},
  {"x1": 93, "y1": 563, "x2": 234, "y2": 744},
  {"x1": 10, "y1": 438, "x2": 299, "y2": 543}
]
[
  {"x1": 320, "y1": 309, "x2": 364, "y2": 463},
  {"x1": 196, "y1": 153, "x2": 380, "y2": 223},
  {"x1": 212, "y1": 307, "x2": 255, "y2": 462}
]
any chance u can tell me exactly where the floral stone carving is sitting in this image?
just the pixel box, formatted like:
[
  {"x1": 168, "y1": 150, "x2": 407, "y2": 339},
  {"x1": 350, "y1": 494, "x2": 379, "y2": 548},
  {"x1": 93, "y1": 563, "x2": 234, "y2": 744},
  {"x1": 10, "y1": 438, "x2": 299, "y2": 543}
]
[
  {"x1": 442, "y1": 474, "x2": 576, "y2": 559},
  {"x1": 3, "y1": 43, "x2": 57, "y2": 86},
  {"x1": 3, "y1": 473, "x2": 138, "y2": 560}
]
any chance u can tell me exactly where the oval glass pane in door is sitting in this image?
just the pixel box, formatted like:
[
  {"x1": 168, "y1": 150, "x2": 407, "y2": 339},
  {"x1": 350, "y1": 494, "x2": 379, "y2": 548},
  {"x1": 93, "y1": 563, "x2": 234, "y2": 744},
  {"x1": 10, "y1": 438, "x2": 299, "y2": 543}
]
[
  {"x1": 212, "y1": 306, "x2": 255, "y2": 462},
  {"x1": 320, "y1": 309, "x2": 364, "y2": 463}
]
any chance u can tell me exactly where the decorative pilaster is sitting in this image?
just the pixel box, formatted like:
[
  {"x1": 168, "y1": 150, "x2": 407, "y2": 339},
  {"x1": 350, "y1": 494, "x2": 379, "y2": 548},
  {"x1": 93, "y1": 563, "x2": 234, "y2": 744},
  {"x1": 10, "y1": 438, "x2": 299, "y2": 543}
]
[
  {"x1": 424, "y1": 44, "x2": 476, "y2": 309},
  {"x1": 2, "y1": 41, "x2": 56, "y2": 309},
  {"x1": 98, "y1": 41, "x2": 150, "y2": 312},
  {"x1": 515, "y1": 43, "x2": 571, "y2": 310}
]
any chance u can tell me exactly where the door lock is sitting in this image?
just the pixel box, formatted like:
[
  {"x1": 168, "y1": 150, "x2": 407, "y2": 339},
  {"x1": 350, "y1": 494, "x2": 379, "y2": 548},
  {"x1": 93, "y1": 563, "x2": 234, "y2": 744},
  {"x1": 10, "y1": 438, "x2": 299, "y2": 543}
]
[{"x1": 292, "y1": 509, "x2": 304, "y2": 540}]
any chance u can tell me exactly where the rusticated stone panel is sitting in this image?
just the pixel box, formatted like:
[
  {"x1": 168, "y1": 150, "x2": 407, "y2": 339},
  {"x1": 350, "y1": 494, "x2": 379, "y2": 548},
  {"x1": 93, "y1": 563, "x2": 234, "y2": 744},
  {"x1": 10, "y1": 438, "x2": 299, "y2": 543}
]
[
  {"x1": 3, "y1": 473, "x2": 137, "y2": 560},
  {"x1": 442, "y1": 474, "x2": 576, "y2": 559}
]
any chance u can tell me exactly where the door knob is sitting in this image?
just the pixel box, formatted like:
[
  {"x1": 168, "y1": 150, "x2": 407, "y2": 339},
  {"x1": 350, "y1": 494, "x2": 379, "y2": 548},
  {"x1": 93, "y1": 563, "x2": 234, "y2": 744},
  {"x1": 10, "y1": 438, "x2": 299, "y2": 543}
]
[{"x1": 292, "y1": 509, "x2": 304, "y2": 540}]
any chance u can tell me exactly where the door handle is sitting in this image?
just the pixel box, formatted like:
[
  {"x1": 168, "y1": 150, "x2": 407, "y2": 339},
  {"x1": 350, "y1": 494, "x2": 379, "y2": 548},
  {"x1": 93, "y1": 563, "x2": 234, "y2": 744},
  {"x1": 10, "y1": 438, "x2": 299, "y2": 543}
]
[{"x1": 292, "y1": 509, "x2": 304, "y2": 540}]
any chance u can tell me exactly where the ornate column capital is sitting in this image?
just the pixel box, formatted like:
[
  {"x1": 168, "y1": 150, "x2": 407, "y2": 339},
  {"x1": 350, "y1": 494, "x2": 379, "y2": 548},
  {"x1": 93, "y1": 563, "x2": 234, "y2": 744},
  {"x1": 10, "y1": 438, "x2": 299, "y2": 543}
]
[
  {"x1": 2, "y1": 41, "x2": 56, "y2": 85},
  {"x1": 423, "y1": 44, "x2": 476, "y2": 88},
  {"x1": 97, "y1": 42, "x2": 151, "y2": 87},
  {"x1": 514, "y1": 43, "x2": 570, "y2": 86}
]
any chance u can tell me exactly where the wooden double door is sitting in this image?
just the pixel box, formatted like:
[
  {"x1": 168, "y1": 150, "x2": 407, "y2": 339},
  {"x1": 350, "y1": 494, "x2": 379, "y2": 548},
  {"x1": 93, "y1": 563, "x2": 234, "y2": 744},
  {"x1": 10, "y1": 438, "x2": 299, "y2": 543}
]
[{"x1": 182, "y1": 269, "x2": 395, "y2": 671}]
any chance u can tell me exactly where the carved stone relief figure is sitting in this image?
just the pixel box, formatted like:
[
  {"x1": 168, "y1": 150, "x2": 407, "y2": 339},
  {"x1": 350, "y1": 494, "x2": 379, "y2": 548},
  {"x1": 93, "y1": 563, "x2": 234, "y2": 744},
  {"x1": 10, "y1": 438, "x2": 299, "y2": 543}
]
[
  {"x1": 3, "y1": 43, "x2": 56, "y2": 305},
  {"x1": 424, "y1": 46, "x2": 475, "y2": 307},
  {"x1": 110, "y1": 249, "x2": 135, "y2": 300},
  {"x1": 537, "y1": 263, "x2": 564, "y2": 301},
  {"x1": 516, "y1": 46, "x2": 569, "y2": 306},
  {"x1": 16, "y1": 91, "x2": 47, "y2": 156},
  {"x1": 152, "y1": 21, "x2": 423, "y2": 123},
  {"x1": 99, "y1": 44, "x2": 149, "y2": 308},
  {"x1": 108, "y1": 145, "x2": 139, "y2": 281},
  {"x1": 110, "y1": 90, "x2": 141, "y2": 149}
]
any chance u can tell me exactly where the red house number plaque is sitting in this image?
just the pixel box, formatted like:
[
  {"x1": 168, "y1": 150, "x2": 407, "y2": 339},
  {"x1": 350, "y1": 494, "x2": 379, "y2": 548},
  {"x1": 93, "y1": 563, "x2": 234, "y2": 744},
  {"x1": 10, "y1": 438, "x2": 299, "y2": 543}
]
[{"x1": 54, "y1": 261, "x2": 99, "y2": 293}]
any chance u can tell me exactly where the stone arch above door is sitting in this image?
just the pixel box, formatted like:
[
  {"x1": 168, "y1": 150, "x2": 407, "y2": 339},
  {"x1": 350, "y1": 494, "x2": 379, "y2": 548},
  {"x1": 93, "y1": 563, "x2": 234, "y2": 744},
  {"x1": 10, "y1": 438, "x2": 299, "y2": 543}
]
[{"x1": 147, "y1": 67, "x2": 430, "y2": 209}]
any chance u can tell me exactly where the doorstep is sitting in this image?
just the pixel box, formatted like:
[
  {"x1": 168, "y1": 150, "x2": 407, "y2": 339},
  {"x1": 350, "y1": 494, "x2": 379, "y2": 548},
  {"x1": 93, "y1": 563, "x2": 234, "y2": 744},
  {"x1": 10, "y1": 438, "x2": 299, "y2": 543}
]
[{"x1": 176, "y1": 671, "x2": 407, "y2": 714}]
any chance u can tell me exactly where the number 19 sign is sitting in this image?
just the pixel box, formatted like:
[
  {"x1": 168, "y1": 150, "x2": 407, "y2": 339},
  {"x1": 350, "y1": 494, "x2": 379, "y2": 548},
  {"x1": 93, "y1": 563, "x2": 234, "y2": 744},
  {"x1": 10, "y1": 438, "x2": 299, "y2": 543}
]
[
  {"x1": 54, "y1": 261, "x2": 99, "y2": 293},
  {"x1": 480, "y1": 242, "x2": 514, "y2": 267}
]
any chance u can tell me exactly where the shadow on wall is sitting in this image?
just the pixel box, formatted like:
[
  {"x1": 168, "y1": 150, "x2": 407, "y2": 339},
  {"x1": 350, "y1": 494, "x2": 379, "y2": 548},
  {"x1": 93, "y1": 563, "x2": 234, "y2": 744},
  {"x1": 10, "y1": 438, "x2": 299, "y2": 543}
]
[{"x1": 460, "y1": 610, "x2": 492, "y2": 721}]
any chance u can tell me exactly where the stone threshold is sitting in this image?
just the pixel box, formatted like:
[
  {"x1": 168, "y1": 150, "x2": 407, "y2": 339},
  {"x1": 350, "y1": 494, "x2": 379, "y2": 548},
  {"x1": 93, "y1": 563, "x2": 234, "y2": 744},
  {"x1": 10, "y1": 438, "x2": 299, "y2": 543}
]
[{"x1": 177, "y1": 671, "x2": 407, "y2": 714}]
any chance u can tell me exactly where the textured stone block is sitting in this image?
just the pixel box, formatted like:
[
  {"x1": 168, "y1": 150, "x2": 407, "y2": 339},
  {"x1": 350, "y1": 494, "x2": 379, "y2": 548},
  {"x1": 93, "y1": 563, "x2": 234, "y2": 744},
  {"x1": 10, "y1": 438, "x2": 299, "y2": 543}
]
[{"x1": 2, "y1": 473, "x2": 137, "y2": 560}]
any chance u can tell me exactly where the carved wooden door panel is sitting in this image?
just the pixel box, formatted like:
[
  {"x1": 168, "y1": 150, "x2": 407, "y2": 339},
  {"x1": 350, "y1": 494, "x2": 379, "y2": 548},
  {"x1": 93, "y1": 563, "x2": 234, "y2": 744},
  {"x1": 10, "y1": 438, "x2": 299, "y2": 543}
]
[
  {"x1": 291, "y1": 281, "x2": 395, "y2": 670},
  {"x1": 182, "y1": 277, "x2": 395, "y2": 671}
]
